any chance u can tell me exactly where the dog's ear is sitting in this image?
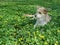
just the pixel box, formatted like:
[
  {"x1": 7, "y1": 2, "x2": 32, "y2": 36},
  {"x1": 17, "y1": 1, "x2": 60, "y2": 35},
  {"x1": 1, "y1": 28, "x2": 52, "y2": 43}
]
[
  {"x1": 43, "y1": 9, "x2": 48, "y2": 14},
  {"x1": 36, "y1": 6, "x2": 42, "y2": 13},
  {"x1": 37, "y1": 6, "x2": 41, "y2": 9}
]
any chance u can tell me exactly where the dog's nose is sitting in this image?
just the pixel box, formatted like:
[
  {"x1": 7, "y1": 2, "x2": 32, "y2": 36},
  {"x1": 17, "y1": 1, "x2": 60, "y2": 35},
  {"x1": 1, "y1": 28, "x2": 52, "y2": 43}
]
[{"x1": 39, "y1": 12, "x2": 41, "y2": 14}]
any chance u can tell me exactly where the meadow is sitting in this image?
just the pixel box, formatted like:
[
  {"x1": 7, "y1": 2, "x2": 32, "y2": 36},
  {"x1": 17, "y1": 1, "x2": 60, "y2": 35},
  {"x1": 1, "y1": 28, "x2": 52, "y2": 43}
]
[{"x1": 0, "y1": 0, "x2": 60, "y2": 45}]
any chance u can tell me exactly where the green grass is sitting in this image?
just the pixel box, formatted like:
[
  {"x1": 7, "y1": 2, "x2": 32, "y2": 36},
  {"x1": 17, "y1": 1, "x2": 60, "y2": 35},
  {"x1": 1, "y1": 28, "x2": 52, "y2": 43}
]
[{"x1": 0, "y1": 0, "x2": 60, "y2": 45}]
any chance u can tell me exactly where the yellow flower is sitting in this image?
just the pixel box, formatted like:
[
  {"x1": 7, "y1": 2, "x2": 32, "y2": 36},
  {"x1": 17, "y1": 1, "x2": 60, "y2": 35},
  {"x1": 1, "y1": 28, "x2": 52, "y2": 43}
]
[
  {"x1": 14, "y1": 41, "x2": 17, "y2": 45},
  {"x1": 44, "y1": 41, "x2": 48, "y2": 45},
  {"x1": 39, "y1": 35, "x2": 45, "y2": 39},
  {"x1": 19, "y1": 38, "x2": 23, "y2": 41},
  {"x1": 56, "y1": 41, "x2": 58, "y2": 43},
  {"x1": 35, "y1": 36, "x2": 37, "y2": 39},
  {"x1": 27, "y1": 31, "x2": 30, "y2": 34},
  {"x1": 36, "y1": 30, "x2": 39, "y2": 33},
  {"x1": 54, "y1": 43, "x2": 58, "y2": 45},
  {"x1": 14, "y1": 33, "x2": 16, "y2": 36},
  {"x1": 57, "y1": 30, "x2": 60, "y2": 33},
  {"x1": 54, "y1": 41, "x2": 58, "y2": 45}
]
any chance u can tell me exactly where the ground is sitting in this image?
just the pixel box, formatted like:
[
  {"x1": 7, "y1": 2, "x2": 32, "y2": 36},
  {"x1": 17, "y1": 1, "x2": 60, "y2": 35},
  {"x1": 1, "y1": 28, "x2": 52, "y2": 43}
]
[{"x1": 0, "y1": 0, "x2": 60, "y2": 45}]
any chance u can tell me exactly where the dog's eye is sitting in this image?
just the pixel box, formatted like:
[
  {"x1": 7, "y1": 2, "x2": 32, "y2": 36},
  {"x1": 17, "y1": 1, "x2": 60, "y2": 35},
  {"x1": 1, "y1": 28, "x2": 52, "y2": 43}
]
[{"x1": 39, "y1": 12, "x2": 41, "y2": 14}]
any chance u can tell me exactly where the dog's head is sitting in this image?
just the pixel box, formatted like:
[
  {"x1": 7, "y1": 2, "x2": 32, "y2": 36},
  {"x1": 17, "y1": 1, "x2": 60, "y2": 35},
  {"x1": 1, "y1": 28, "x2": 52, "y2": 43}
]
[
  {"x1": 37, "y1": 6, "x2": 48, "y2": 15},
  {"x1": 36, "y1": 6, "x2": 51, "y2": 22}
]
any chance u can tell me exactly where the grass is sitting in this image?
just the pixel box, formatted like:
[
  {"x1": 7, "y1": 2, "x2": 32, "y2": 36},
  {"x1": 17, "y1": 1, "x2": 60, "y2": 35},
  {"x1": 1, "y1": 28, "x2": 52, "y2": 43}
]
[{"x1": 0, "y1": 0, "x2": 60, "y2": 45}]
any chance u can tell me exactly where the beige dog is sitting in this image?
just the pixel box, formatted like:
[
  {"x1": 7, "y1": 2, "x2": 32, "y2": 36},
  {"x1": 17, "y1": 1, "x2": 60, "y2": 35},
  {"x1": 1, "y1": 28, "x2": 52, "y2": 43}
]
[{"x1": 24, "y1": 6, "x2": 51, "y2": 28}]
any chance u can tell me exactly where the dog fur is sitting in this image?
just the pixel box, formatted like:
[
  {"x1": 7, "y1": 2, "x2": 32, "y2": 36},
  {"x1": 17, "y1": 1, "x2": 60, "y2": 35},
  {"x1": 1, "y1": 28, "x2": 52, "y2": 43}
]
[{"x1": 24, "y1": 6, "x2": 51, "y2": 28}]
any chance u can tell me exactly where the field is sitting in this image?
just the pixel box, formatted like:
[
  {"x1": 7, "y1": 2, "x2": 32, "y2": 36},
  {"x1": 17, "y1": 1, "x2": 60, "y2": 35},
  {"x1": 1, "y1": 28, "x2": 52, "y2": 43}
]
[{"x1": 0, "y1": 0, "x2": 60, "y2": 45}]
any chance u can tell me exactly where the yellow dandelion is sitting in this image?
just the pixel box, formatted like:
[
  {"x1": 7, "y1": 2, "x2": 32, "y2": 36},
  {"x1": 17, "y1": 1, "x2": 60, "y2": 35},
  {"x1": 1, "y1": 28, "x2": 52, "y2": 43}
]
[
  {"x1": 19, "y1": 39, "x2": 20, "y2": 41},
  {"x1": 20, "y1": 38, "x2": 23, "y2": 40},
  {"x1": 54, "y1": 41, "x2": 58, "y2": 45},
  {"x1": 27, "y1": 31, "x2": 30, "y2": 36},
  {"x1": 35, "y1": 36, "x2": 37, "y2": 39},
  {"x1": 54, "y1": 43, "x2": 58, "y2": 45},
  {"x1": 14, "y1": 41, "x2": 17, "y2": 45},
  {"x1": 56, "y1": 41, "x2": 58, "y2": 43},
  {"x1": 27, "y1": 31, "x2": 30, "y2": 34},
  {"x1": 36, "y1": 43, "x2": 39, "y2": 45},
  {"x1": 39, "y1": 35, "x2": 45, "y2": 39},
  {"x1": 14, "y1": 33, "x2": 16, "y2": 36},
  {"x1": 57, "y1": 30, "x2": 60, "y2": 33},
  {"x1": 19, "y1": 38, "x2": 23, "y2": 41},
  {"x1": 44, "y1": 41, "x2": 48, "y2": 45},
  {"x1": 36, "y1": 30, "x2": 39, "y2": 33}
]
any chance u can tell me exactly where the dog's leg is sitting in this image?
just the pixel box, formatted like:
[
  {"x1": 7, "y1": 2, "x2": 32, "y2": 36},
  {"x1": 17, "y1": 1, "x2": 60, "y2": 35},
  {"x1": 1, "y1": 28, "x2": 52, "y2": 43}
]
[
  {"x1": 34, "y1": 22, "x2": 38, "y2": 29},
  {"x1": 34, "y1": 24, "x2": 36, "y2": 29}
]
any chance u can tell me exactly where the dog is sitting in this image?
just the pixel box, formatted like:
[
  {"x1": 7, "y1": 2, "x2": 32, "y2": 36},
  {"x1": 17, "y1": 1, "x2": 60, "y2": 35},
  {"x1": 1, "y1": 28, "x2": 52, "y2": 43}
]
[{"x1": 24, "y1": 6, "x2": 51, "y2": 29}]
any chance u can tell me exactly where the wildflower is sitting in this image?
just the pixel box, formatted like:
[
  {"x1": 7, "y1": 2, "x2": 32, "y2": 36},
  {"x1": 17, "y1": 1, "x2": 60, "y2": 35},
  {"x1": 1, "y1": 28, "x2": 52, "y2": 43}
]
[
  {"x1": 57, "y1": 30, "x2": 60, "y2": 33},
  {"x1": 56, "y1": 41, "x2": 58, "y2": 43},
  {"x1": 14, "y1": 33, "x2": 16, "y2": 36},
  {"x1": 39, "y1": 35, "x2": 45, "y2": 39},
  {"x1": 35, "y1": 36, "x2": 37, "y2": 39},
  {"x1": 19, "y1": 38, "x2": 23, "y2": 41},
  {"x1": 44, "y1": 41, "x2": 48, "y2": 45},
  {"x1": 27, "y1": 31, "x2": 30, "y2": 34},
  {"x1": 54, "y1": 43, "x2": 58, "y2": 45},
  {"x1": 54, "y1": 41, "x2": 58, "y2": 45},
  {"x1": 36, "y1": 30, "x2": 39, "y2": 33},
  {"x1": 36, "y1": 43, "x2": 39, "y2": 45},
  {"x1": 14, "y1": 41, "x2": 17, "y2": 45},
  {"x1": 27, "y1": 31, "x2": 30, "y2": 35}
]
